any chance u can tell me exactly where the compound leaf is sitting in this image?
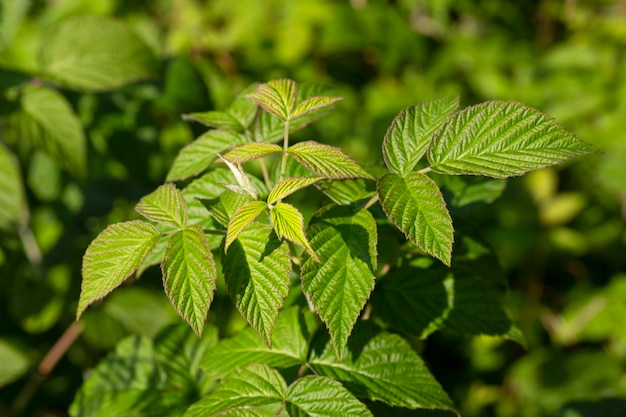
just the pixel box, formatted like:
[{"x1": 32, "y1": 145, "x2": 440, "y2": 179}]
[
  {"x1": 383, "y1": 96, "x2": 459, "y2": 175},
  {"x1": 267, "y1": 177, "x2": 320, "y2": 205},
  {"x1": 247, "y1": 79, "x2": 297, "y2": 121},
  {"x1": 78, "y1": 221, "x2": 160, "y2": 319},
  {"x1": 161, "y1": 226, "x2": 216, "y2": 337},
  {"x1": 225, "y1": 201, "x2": 267, "y2": 252},
  {"x1": 223, "y1": 223, "x2": 291, "y2": 346},
  {"x1": 291, "y1": 95, "x2": 343, "y2": 120},
  {"x1": 288, "y1": 141, "x2": 374, "y2": 180},
  {"x1": 301, "y1": 205, "x2": 377, "y2": 358},
  {"x1": 0, "y1": 143, "x2": 25, "y2": 229},
  {"x1": 182, "y1": 111, "x2": 244, "y2": 131},
  {"x1": 427, "y1": 101, "x2": 597, "y2": 178},
  {"x1": 286, "y1": 376, "x2": 373, "y2": 417},
  {"x1": 136, "y1": 183, "x2": 187, "y2": 229},
  {"x1": 222, "y1": 142, "x2": 282, "y2": 164},
  {"x1": 270, "y1": 203, "x2": 319, "y2": 262},
  {"x1": 377, "y1": 173, "x2": 453, "y2": 266}
]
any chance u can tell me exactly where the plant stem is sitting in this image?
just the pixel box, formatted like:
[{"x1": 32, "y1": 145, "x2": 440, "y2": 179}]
[
  {"x1": 203, "y1": 229, "x2": 227, "y2": 235},
  {"x1": 279, "y1": 120, "x2": 290, "y2": 183},
  {"x1": 418, "y1": 166, "x2": 432, "y2": 174},
  {"x1": 259, "y1": 158, "x2": 272, "y2": 189},
  {"x1": 363, "y1": 193, "x2": 379, "y2": 210}
]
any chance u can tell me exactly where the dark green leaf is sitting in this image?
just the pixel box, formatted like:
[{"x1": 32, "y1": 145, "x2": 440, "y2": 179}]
[
  {"x1": 0, "y1": 142, "x2": 24, "y2": 228},
  {"x1": 286, "y1": 376, "x2": 373, "y2": 417}
]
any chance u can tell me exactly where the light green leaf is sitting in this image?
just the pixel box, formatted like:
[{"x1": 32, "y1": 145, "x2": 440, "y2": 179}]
[
  {"x1": 288, "y1": 141, "x2": 374, "y2": 180},
  {"x1": 0, "y1": 0, "x2": 29, "y2": 49},
  {"x1": 162, "y1": 226, "x2": 217, "y2": 336},
  {"x1": 0, "y1": 143, "x2": 25, "y2": 229},
  {"x1": 182, "y1": 111, "x2": 244, "y2": 131},
  {"x1": 223, "y1": 223, "x2": 291, "y2": 346},
  {"x1": 301, "y1": 205, "x2": 377, "y2": 358},
  {"x1": 223, "y1": 142, "x2": 282, "y2": 164},
  {"x1": 167, "y1": 130, "x2": 250, "y2": 181},
  {"x1": 0, "y1": 339, "x2": 30, "y2": 388},
  {"x1": 78, "y1": 220, "x2": 160, "y2": 319},
  {"x1": 247, "y1": 79, "x2": 297, "y2": 121},
  {"x1": 383, "y1": 96, "x2": 459, "y2": 175},
  {"x1": 286, "y1": 376, "x2": 373, "y2": 417},
  {"x1": 427, "y1": 101, "x2": 597, "y2": 178},
  {"x1": 201, "y1": 307, "x2": 318, "y2": 377},
  {"x1": 267, "y1": 177, "x2": 320, "y2": 205},
  {"x1": 309, "y1": 323, "x2": 457, "y2": 413},
  {"x1": 225, "y1": 200, "x2": 267, "y2": 252},
  {"x1": 183, "y1": 364, "x2": 287, "y2": 417},
  {"x1": 377, "y1": 173, "x2": 453, "y2": 266},
  {"x1": 39, "y1": 15, "x2": 158, "y2": 91},
  {"x1": 15, "y1": 86, "x2": 86, "y2": 178},
  {"x1": 270, "y1": 203, "x2": 319, "y2": 262},
  {"x1": 291, "y1": 95, "x2": 343, "y2": 120},
  {"x1": 136, "y1": 183, "x2": 187, "y2": 228},
  {"x1": 439, "y1": 175, "x2": 507, "y2": 207},
  {"x1": 227, "y1": 86, "x2": 259, "y2": 129}
]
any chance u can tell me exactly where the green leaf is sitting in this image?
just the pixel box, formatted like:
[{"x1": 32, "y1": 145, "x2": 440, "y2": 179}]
[
  {"x1": 270, "y1": 203, "x2": 319, "y2": 262},
  {"x1": 222, "y1": 142, "x2": 282, "y2": 164},
  {"x1": 315, "y1": 179, "x2": 377, "y2": 206},
  {"x1": 167, "y1": 130, "x2": 250, "y2": 181},
  {"x1": 183, "y1": 364, "x2": 286, "y2": 417},
  {"x1": 267, "y1": 177, "x2": 320, "y2": 205},
  {"x1": 288, "y1": 141, "x2": 374, "y2": 180},
  {"x1": 182, "y1": 111, "x2": 244, "y2": 131},
  {"x1": 161, "y1": 226, "x2": 217, "y2": 336},
  {"x1": 286, "y1": 376, "x2": 373, "y2": 417},
  {"x1": 39, "y1": 15, "x2": 158, "y2": 91},
  {"x1": 78, "y1": 221, "x2": 160, "y2": 319},
  {"x1": 308, "y1": 323, "x2": 456, "y2": 413},
  {"x1": 15, "y1": 86, "x2": 86, "y2": 178},
  {"x1": 377, "y1": 173, "x2": 453, "y2": 266},
  {"x1": 301, "y1": 205, "x2": 377, "y2": 358},
  {"x1": 225, "y1": 201, "x2": 268, "y2": 252},
  {"x1": 227, "y1": 86, "x2": 259, "y2": 129},
  {"x1": 201, "y1": 307, "x2": 318, "y2": 377},
  {"x1": 0, "y1": 0, "x2": 29, "y2": 49},
  {"x1": 439, "y1": 175, "x2": 507, "y2": 207},
  {"x1": 136, "y1": 183, "x2": 188, "y2": 228},
  {"x1": 247, "y1": 79, "x2": 297, "y2": 121},
  {"x1": 427, "y1": 101, "x2": 597, "y2": 178},
  {"x1": 383, "y1": 96, "x2": 459, "y2": 175},
  {"x1": 0, "y1": 339, "x2": 30, "y2": 388},
  {"x1": 223, "y1": 223, "x2": 291, "y2": 346},
  {"x1": 0, "y1": 142, "x2": 25, "y2": 229},
  {"x1": 291, "y1": 95, "x2": 343, "y2": 120}
]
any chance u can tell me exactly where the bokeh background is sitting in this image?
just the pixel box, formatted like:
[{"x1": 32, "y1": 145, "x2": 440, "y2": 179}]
[{"x1": 1, "y1": 1, "x2": 625, "y2": 416}]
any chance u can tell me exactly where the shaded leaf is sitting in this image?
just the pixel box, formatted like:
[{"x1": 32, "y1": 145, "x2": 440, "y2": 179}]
[
  {"x1": 0, "y1": 142, "x2": 25, "y2": 229},
  {"x1": 301, "y1": 205, "x2": 377, "y2": 358},
  {"x1": 182, "y1": 111, "x2": 243, "y2": 131},
  {"x1": 286, "y1": 376, "x2": 373, "y2": 417},
  {"x1": 247, "y1": 79, "x2": 297, "y2": 121},
  {"x1": 267, "y1": 177, "x2": 320, "y2": 205},
  {"x1": 270, "y1": 203, "x2": 319, "y2": 262},
  {"x1": 377, "y1": 173, "x2": 453, "y2": 266},
  {"x1": 78, "y1": 221, "x2": 160, "y2": 319},
  {"x1": 291, "y1": 95, "x2": 343, "y2": 120},
  {"x1": 161, "y1": 226, "x2": 217, "y2": 336},
  {"x1": 136, "y1": 183, "x2": 187, "y2": 228},
  {"x1": 225, "y1": 201, "x2": 268, "y2": 252},
  {"x1": 0, "y1": 339, "x2": 30, "y2": 388},
  {"x1": 222, "y1": 142, "x2": 282, "y2": 164},
  {"x1": 288, "y1": 141, "x2": 374, "y2": 180},
  {"x1": 315, "y1": 179, "x2": 377, "y2": 206},
  {"x1": 427, "y1": 101, "x2": 597, "y2": 178}
]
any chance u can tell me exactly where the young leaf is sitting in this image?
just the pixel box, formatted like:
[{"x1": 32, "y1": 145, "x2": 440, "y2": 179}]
[
  {"x1": 182, "y1": 111, "x2": 244, "y2": 131},
  {"x1": 286, "y1": 376, "x2": 373, "y2": 417},
  {"x1": 246, "y1": 79, "x2": 297, "y2": 121},
  {"x1": 270, "y1": 203, "x2": 319, "y2": 262},
  {"x1": 224, "y1": 201, "x2": 268, "y2": 252},
  {"x1": 377, "y1": 173, "x2": 453, "y2": 266},
  {"x1": 291, "y1": 95, "x2": 343, "y2": 120},
  {"x1": 167, "y1": 130, "x2": 249, "y2": 181},
  {"x1": 288, "y1": 141, "x2": 374, "y2": 180},
  {"x1": 223, "y1": 223, "x2": 291, "y2": 346},
  {"x1": 267, "y1": 177, "x2": 320, "y2": 205},
  {"x1": 14, "y1": 86, "x2": 86, "y2": 179},
  {"x1": 0, "y1": 143, "x2": 25, "y2": 229},
  {"x1": 78, "y1": 221, "x2": 160, "y2": 319},
  {"x1": 218, "y1": 154, "x2": 260, "y2": 199},
  {"x1": 183, "y1": 364, "x2": 287, "y2": 417},
  {"x1": 136, "y1": 183, "x2": 187, "y2": 229},
  {"x1": 222, "y1": 142, "x2": 282, "y2": 164},
  {"x1": 39, "y1": 15, "x2": 157, "y2": 91},
  {"x1": 309, "y1": 323, "x2": 457, "y2": 413},
  {"x1": 301, "y1": 205, "x2": 378, "y2": 358},
  {"x1": 383, "y1": 96, "x2": 459, "y2": 175},
  {"x1": 427, "y1": 101, "x2": 597, "y2": 178},
  {"x1": 161, "y1": 226, "x2": 217, "y2": 336}
]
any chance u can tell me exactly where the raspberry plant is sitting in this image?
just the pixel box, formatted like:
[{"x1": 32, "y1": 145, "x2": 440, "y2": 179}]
[{"x1": 74, "y1": 79, "x2": 594, "y2": 416}]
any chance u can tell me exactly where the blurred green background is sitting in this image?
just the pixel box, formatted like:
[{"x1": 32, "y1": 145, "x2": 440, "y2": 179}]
[{"x1": 1, "y1": 0, "x2": 625, "y2": 416}]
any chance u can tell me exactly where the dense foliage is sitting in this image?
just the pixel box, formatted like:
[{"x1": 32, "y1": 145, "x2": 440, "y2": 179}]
[{"x1": 1, "y1": 1, "x2": 625, "y2": 416}]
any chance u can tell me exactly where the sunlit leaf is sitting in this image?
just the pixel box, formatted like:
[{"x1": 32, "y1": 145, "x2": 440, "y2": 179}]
[
  {"x1": 291, "y1": 95, "x2": 343, "y2": 120},
  {"x1": 161, "y1": 226, "x2": 217, "y2": 336},
  {"x1": 136, "y1": 183, "x2": 188, "y2": 228},
  {"x1": 78, "y1": 221, "x2": 160, "y2": 319},
  {"x1": 222, "y1": 142, "x2": 282, "y2": 164},
  {"x1": 247, "y1": 79, "x2": 297, "y2": 121},
  {"x1": 427, "y1": 101, "x2": 597, "y2": 178},
  {"x1": 377, "y1": 173, "x2": 453, "y2": 266},
  {"x1": 383, "y1": 96, "x2": 459, "y2": 175},
  {"x1": 286, "y1": 376, "x2": 373, "y2": 417},
  {"x1": 301, "y1": 205, "x2": 377, "y2": 358},
  {"x1": 223, "y1": 223, "x2": 291, "y2": 346},
  {"x1": 0, "y1": 143, "x2": 25, "y2": 229},
  {"x1": 270, "y1": 203, "x2": 319, "y2": 262},
  {"x1": 225, "y1": 201, "x2": 267, "y2": 252},
  {"x1": 267, "y1": 177, "x2": 320, "y2": 205},
  {"x1": 288, "y1": 141, "x2": 374, "y2": 180}
]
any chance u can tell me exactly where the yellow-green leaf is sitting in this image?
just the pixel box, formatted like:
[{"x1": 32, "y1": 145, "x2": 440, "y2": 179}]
[
  {"x1": 225, "y1": 200, "x2": 268, "y2": 252},
  {"x1": 270, "y1": 203, "x2": 319, "y2": 262}
]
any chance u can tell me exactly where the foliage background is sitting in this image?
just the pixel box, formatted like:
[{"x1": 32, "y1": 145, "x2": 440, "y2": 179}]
[{"x1": 1, "y1": 0, "x2": 625, "y2": 416}]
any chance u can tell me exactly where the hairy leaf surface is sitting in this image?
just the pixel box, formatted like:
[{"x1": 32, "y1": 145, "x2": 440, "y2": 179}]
[
  {"x1": 288, "y1": 141, "x2": 374, "y2": 180},
  {"x1": 291, "y1": 95, "x2": 343, "y2": 120},
  {"x1": 427, "y1": 101, "x2": 596, "y2": 178},
  {"x1": 225, "y1": 200, "x2": 267, "y2": 252},
  {"x1": 270, "y1": 203, "x2": 318, "y2": 262},
  {"x1": 377, "y1": 173, "x2": 453, "y2": 265},
  {"x1": 247, "y1": 79, "x2": 297, "y2": 121},
  {"x1": 267, "y1": 177, "x2": 320, "y2": 205},
  {"x1": 223, "y1": 142, "x2": 282, "y2": 164},
  {"x1": 286, "y1": 376, "x2": 373, "y2": 417},
  {"x1": 301, "y1": 205, "x2": 377, "y2": 358},
  {"x1": 136, "y1": 183, "x2": 187, "y2": 228}
]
